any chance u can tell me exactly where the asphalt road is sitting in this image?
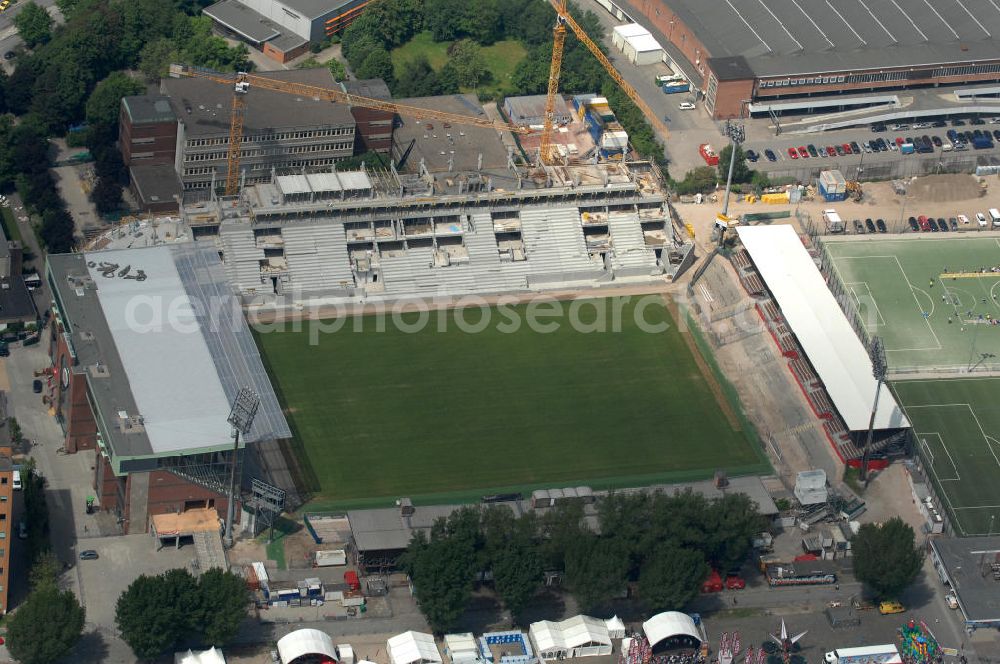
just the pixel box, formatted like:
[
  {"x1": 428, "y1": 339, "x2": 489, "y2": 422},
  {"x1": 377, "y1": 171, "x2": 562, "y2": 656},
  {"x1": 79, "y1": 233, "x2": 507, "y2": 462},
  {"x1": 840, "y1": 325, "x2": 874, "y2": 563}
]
[{"x1": 0, "y1": 0, "x2": 59, "y2": 68}]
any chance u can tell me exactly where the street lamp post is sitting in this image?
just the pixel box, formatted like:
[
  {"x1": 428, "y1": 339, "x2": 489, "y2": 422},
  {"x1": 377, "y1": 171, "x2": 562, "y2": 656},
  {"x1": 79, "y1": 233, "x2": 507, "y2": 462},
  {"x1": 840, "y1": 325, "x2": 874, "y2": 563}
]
[{"x1": 860, "y1": 336, "x2": 888, "y2": 485}]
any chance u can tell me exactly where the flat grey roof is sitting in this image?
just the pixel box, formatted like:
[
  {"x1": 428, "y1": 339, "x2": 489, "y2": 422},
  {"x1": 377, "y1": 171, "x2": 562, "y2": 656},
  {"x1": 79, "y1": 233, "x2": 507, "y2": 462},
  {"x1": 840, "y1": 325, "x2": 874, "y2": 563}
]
[
  {"x1": 47, "y1": 244, "x2": 290, "y2": 460},
  {"x1": 204, "y1": 0, "x2": 280, "y2": 43},
  {"x1": 342, "y1": 78, "x2": 391, "y2": 101},
  {"x1": 394, "y1": 94, "x2": 509, "y2": 173},
  {"x1": 629, "y1": 0, "x2": 1000, "y2": 78},
  {"x1": 0, "y1": 222, "x2": 35, "y2": 324},
  {"x1": 162, "y1": 69, "x2": 355, "y2": 137},
  {"x1": 268, "y1": 31, "x2": 308, "y2": 53},
  {"x1": 122, "y1": 95, "x2": 177, "y2": 125},
  {"x1": 932, "y1": 536, "x2": 1000, "y2": 624},
  {"x1": 281, "y1": 0, "x2": 361, "y2": 20},
  {"x1": 130, "y1": 164, "x2": 182, "y2": 206}
]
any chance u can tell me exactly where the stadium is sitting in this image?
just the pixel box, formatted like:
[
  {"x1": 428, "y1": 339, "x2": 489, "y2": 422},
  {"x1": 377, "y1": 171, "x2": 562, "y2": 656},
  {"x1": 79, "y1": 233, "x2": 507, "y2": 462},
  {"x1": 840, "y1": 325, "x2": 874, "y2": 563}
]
[{"x1": 610, "y1": 0, "x2": 1000, "y2": 119}]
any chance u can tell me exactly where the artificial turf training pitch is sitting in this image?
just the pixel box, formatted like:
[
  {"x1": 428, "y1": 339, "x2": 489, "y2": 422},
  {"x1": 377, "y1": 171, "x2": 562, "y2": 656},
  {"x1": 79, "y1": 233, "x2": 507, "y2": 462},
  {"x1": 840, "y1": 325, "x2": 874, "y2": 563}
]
[
  {"x1": 894, "y1": 378, "x2": 1000, "y2": 536},
  {"x1": 255, "y1": 296, "x2": 768, "y2": 507},
  {"x1": 824, "y1": 236, "x2": 1000, "y2": 370}
]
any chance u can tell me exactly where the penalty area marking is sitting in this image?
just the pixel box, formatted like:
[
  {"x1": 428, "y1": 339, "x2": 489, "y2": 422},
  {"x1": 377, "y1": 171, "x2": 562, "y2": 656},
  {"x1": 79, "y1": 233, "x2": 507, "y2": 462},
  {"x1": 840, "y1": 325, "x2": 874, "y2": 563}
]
[{"x1": 918, "y1": 432, "x2": 960, "y2": 481}]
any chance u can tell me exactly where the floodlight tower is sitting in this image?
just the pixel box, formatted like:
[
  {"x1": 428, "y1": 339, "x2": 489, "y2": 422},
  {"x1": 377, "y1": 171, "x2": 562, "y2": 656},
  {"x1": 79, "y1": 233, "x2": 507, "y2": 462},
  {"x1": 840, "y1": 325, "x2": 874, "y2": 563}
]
[
  {"x1": 717, "y1": 120, "x2": 745, "y2": 246},
  {"x1": 224, "y1": 387, "x2": 260, "y2": 548},
  {"x1": 860, "y1": 336, "x2": 887, "y2": 485}
]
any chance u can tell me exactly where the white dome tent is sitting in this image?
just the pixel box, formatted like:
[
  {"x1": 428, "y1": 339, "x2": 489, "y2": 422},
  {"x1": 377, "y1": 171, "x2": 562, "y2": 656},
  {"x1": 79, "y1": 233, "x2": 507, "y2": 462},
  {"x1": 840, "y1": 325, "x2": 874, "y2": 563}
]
[
  {"x1": 277, "y1": 629, "x2": 339, "y2": 664},
  {"x1": 642, "y1": 612, "x2": 702, "y2": 654}
]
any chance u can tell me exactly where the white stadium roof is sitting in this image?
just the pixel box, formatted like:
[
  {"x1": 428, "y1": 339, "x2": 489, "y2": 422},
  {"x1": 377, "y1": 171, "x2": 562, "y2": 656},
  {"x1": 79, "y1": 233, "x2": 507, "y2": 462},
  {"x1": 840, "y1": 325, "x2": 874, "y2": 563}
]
[
  {"x1": 277, "y1": 629, "x2": 337, "y2": 664},
  {"x1": 388, "y1": 631, "x2": 442, "y2": 664},
  {"x1": 642, "y1": 612, "x2": 701, "y2": 647},
  {"x1": 736, "y1": 226, "x2": 908, "y2": 431}
]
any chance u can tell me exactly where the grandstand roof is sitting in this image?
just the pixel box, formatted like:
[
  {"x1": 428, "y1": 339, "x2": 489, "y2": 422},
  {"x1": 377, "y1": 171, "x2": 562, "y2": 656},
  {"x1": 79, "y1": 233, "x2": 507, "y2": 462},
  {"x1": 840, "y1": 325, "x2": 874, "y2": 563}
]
[
  {"x1": 47, "y1": 244, "x2": 291, "y2": 459},
  {"x1": 736, "y1": 225, "x2": 908, "y2": 431}
]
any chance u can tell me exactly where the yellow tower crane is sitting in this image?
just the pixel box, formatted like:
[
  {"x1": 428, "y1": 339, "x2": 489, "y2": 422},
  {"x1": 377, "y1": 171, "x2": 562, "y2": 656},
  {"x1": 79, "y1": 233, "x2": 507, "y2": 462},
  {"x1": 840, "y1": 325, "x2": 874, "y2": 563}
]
[
  {"x1": 540, "y1": 0, "x2": 670, "y2": 162},
  {"x1": 169, "y1": 64, "x2": 533, "y2": 196}
]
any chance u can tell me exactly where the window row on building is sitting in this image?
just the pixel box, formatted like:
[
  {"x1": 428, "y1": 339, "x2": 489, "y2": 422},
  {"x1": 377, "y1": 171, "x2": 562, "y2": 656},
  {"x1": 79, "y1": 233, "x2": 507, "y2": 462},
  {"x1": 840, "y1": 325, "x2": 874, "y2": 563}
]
[
  {"x1": 185, "y1": 127, "x2": 355, "y2": 148},
  {"x1": 184, "y1": 143, "x2": 352, "y2": 162},
  {"x1": 182, "y1": 157, "x2": 346, "y2": 186},
  {"x1": 760, "y1": 62, "x2": 1000, "y2": 89}
]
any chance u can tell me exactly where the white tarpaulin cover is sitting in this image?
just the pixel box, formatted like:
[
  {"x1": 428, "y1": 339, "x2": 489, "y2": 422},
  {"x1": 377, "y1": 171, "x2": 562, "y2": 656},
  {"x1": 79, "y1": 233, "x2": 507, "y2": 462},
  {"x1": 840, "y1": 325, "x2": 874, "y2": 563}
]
[
  {"x1": 278, "y1": 629, "x2": 337, "y2": 664},
  {"x1": 175, "y1": 648, "x2": 226, "y2": 664},
  {"x1": 389, "y1": 631, "x2": 442, "y2": 664},
  {"x1": 643, "y1": 612, "x2": 701, "y2": 648},
  {"x1": 736, "y1": 225, "x2": 909, "y2": 431}
]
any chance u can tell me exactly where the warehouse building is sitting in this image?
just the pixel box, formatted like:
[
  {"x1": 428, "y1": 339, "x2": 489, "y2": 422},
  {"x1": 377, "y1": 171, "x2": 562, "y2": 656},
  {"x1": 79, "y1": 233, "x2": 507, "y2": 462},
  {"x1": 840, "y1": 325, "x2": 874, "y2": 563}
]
[
  {"x1": 205, "y1": 0, "x2": 369, "y2": 63},
  {"x1": 504, "y1": 94, "x2": 572, "y2": 126},
  {"x1": 611, "y1": 0, "x2": 1000, "y2": 119},
  {"x1": 929, "y1": 536, "x2": 1000, "y2": 630},
  {"x1": 160, "y1": 68, "x2": 357, "y2": 192},
  {"x1": 46, "y1": 243, "x2": 292, "y2": 534}
]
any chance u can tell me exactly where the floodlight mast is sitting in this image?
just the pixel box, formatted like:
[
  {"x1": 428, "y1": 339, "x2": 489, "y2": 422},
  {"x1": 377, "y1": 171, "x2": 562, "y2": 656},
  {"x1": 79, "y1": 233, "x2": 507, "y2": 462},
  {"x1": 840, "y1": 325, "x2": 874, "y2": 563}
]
[
  {"x1": 860, "y1": 336, "x2": 887, "y2": 485},
  {"x1": 224, "y1": 387, "x2": 260, "y2": 548}
]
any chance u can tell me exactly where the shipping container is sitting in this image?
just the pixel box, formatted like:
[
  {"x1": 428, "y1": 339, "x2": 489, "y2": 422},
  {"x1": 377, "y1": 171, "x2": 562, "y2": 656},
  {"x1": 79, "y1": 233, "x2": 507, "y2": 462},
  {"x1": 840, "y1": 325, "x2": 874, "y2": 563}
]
[{"x1": 662, "y1": 82, "x2": 690, "y2": 94}]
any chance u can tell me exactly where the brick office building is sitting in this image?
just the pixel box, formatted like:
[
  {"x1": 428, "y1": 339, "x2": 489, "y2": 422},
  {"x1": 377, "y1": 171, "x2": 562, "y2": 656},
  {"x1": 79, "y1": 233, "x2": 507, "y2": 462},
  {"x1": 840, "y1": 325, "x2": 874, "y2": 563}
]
[
  {"x1": 615, "y1": 0, "x2": 1000, "y2": 119},
  {"x1": 119, "y1": 95, "x2": 184, "y2": 212},
  {"x1": 341, "y1": 79, "x2": 394, "y2": 155},
  {"x1": 46, "y1": 244, "x2": 290, "y2": 534}
]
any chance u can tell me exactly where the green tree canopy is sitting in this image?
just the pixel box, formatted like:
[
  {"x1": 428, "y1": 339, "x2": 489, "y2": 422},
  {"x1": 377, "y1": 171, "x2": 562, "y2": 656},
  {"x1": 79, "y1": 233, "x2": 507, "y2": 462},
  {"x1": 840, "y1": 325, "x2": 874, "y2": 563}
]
[
  {"x1": 441, "y1": 39, "x2": 490, "y2": 88},
  {"x1": 638, "y1": 546, "x2": 708, "y2": 613},
  {"x1": 116, "y1": 569, "x2": 200, "y2": 660},
  {"x1": 717, "y1": 144, "x2": 753, "y2": 184},
  {"x1": 357, "y1": 48, "x2": 395, "y2": 84},
  {"x1": 564, "y1": 535, "x2": 629, "y2": 612},
  {"x1": 328, "y1": 58, "x2": 347, "y2": 82},
  {"x1": 404, "y1": 527, "x2": 477, "y2": 633},
  {"x1": 196, "y1": 569, "x2": 252, "y2": 646},
  {"x1": 394, "y1": 55, "x2": 455, "y2": 97},
  {"x1": 85, "y1": 71, "x2": 144, "y2": 128},
  {"x1": 14, "y1": 2, "x2": 53, "y2": 48},
  {"x1": 91, "y1": 176, "x2": 123, "y2": 214},
  {"x1": 7, "y1": 585, "x2": 85, "y2": 664},
  {"x1": 852, "y1": 517, "x2": 923, "y2": 599}
]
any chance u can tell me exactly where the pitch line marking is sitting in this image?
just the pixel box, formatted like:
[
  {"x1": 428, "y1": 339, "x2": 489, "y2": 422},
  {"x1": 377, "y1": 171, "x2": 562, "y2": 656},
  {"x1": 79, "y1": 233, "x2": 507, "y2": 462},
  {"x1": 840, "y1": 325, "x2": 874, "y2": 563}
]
[
  {"x1": 952, "y1": 504, "x2": 1000, "y2": 510},
  {"x1": 918, "y1": 432, "x2": 960, "y2": 481},
  {"x1": 846, "y1": 281, "x2": 886, "y2": 327}
]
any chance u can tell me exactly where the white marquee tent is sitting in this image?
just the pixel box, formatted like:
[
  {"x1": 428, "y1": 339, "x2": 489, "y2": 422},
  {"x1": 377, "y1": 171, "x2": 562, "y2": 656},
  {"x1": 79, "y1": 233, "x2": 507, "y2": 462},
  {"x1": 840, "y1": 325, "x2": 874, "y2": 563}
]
[
  {"x1": 389, "y1": 631, "x2": 443, "y2": 664},
  {"x1": 277, "y1": 629, "x2": 338, "y2": 664},
  {"x1": 642, "y1": 612, "x2": 702, "y2": 651},
  {"x1": 529, "y1": 615, "x2": 613, "y2": 662},
  {"x1": 175, "y1": 648, "x2": 226, "y2": 664},
  {"x1": 444, "y1": 633, "x2": 480, "y2": 663}
]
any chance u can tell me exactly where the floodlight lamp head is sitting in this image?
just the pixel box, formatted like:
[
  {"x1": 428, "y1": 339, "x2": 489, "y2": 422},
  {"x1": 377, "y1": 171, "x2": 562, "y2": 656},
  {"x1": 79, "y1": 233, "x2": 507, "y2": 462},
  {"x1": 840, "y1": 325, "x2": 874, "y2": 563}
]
[{"x1": 228, "y1": 387, "x2": 260, "y2": 435}]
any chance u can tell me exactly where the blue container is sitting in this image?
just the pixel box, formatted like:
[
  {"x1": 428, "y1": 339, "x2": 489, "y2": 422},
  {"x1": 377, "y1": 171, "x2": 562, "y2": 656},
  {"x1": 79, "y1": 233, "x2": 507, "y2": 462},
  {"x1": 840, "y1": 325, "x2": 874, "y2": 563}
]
[{"x1": 662, "y1": 82, "x2": 690, "y2": 94}]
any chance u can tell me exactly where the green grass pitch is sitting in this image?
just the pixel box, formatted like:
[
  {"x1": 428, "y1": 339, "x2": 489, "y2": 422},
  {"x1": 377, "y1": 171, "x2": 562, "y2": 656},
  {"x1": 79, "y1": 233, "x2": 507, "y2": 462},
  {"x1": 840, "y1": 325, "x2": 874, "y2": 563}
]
[
  {"x1": 894, "y1": 378, "x2": 1000, "y2": 535},
  {"x1": 255, "y1": 297, "x2": 768, "y2": 508},
  {"x1": 823, "y1": 236, "x2": 1000, "y2": 370}
]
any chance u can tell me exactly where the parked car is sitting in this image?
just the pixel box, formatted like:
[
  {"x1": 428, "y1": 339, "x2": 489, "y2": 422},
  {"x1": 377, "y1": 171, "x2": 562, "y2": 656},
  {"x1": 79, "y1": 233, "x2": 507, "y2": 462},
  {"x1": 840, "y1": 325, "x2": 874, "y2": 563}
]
[
  {"x1": 725, "y1": 574, "x2": 746, "y2": 590},
  {"x1": 932, "y1": 120, "x2": 947, "y2": 128},
  {"x1": 947, "y1": 129, "x2": 959, "y2": 142},
  {"x1": 977, "y1": 212, "x2": 989, "y2": 227},
  {"x1": 972, "y1": 117, "x2": 986, "y2": 125},
  {"x1": 879, "y1": 600, "x2": 906, "y2": 615},
  {"x1": 841, "y1": 143, "x2": 852, "y2": 154},
  {"x1": 788, "y1": 147, "x2": 798, "y2": 159},
  {"x1": 957, "y1": 214, "x2": 970, "y2": 225},
  {"x1": 2, "y1": 52, "x2": 13, "y2": 61},
  {"x1": 765, "y1": 149, "x2": 777, "y2": 162},
  {"x1": 746, "y1": 149, "x2": 759, "y2": 162},
  {"x1": 799, "y1": 146, "x2": 809, "y2": 158},
  {"x1": 849, "y1": 141, "x2": 861, "y2": 154},
  {"x1": 932, "y1": 135, "x2": 942, "y2": 147},
  {"x1": 918, "y1": 215, "x2": 931, "y2": 231},
  {"x1": 826, "y1": 146, "x2": 837, "y2": 157},
  {"x1": 952, "y1": 118, "x2": 966, "y2": 126},
  {"x1": 865, "y1": 218, "x2": 876, "y2": 233},
  {"x1": 928, "y1": 218, "x2": 939, "y2": 232},
  {"x1": 871, "y1": 123, "x2": 886, "y2": 132},
  {"x1": 807, "y1": 144, "x2": 819, "y2": 157},
  {"x1": 992, "y1": 130, "x2": 1000, "y2": 141},
  {"x1": 945, "y1": 594, "x2": 959, "y2": 609},
  {"x1": 876, "y1": 219, "x2": 887, "y2": 233},
  {"x1": 678, "y1": 102, "x2": 696, "y2": 110},
  {"x1": 79, "y1": 550, "x2": 99, "y2": 561},
  {"x1": 32, "y1": 379, "x2": 42, "y2": 394},
  {"x1": 949, "y1": 217, "x2": 958, "y2": 230},
  {"x1": 908, "y1": 217, "x2": 920, "y2": 231},
  {"x1": 17, "y1": 522, "x2": 26, "y2": 539},
  {"x1": 854, "y1": 219, "x2": 865, "y2": 233},
  {"x1": 938, "y1": 217, "x2": 949, "y2": 232},
  {"x1": 834, "y1": 145, "x2": 845, "y2": 156}
]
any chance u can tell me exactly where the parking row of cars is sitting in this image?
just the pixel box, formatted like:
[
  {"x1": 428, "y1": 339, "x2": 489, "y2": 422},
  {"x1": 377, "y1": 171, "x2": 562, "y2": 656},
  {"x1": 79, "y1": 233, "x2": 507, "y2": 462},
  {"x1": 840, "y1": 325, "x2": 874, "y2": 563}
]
[
  {"x1": 905, "y1": 212, "x2": 1000, "y2": 232},
  {"x1": 853, "y1": 218, "x2": 888, "y2": 233},
  {"x1": 746, "y1": 142, "x2": 864, "y2": 163}
]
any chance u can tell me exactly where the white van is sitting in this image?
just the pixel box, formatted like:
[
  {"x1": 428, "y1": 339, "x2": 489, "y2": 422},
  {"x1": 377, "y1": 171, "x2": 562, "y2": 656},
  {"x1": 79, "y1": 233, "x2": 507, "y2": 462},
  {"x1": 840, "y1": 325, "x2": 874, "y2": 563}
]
[
  {"x1": 990, "y1": 208, "x2": 1000, "y2": 227},
  {"x1": 11, "y1": 470, "x2": 20, "y2": 490},
  {"x1": 977, "y1": 212, "x2": 989, "y2": 227}
]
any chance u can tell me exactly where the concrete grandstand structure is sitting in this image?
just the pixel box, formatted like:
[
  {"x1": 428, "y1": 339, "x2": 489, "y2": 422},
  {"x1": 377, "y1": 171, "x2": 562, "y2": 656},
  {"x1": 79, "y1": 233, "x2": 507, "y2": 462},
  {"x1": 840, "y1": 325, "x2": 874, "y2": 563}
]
[
  {"x1": 611, "y1": 0, "x2": 1000, "y2": 119},
  {"x1": 46, "y1": 243, "x2": 293, "y2": 534},
  {"x1": 179, "y1": 159, "x2": 689, "y2": 303}
]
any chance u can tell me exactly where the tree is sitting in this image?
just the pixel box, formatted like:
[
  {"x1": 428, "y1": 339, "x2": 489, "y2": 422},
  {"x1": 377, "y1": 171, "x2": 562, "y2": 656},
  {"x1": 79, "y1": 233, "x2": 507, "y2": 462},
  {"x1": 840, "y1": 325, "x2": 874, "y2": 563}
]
[
  {"x1": 441, "y1": 39, "x2": 490, "y2": 88},
  {"x1": 357, "y1": 48, "x2": 395, "y2": 84},
  {"x1": 717, "y1": 144, "x2": 753, "y2": 184},
  {"x1": 328, "y1": 58, "x2": 347, "y2": 82},
  {"x1": 564, "y1": 535, "x2": 629, "y2": 612},
  {"x1": 638, "y1": 546, "x2": 708, "y2": 613},
  {"x1": 7, "y1": 585, "x2": 85, "y2": 664},
  {"x1": 85, "y1": 72, "x2": 144, "y2": 129},
  {"x1": 538, "y1": 502, "x2": 586, "y2": 571},
  {"x1": 14, "y1": 2, "x2": 53, "y2": 48},
  {"x1": 673, "y1": 167, "x2": 717, "y2": 195},
  {"x1": 492, "y1": 536, "x2": 542, "y2": 622},
  {"x1": 28, "y1": 550, "x2": 61, "y2": 590},
  {"x1": 91, "y1": 176, "x2": 123, "y2": 214},
  {"x1": 138, "y1": 38, "x2": 178, "y2": 82},
  {"x1": 55, "y1": 0, "x2": 81, "y2": 21},
  {"x1": 196, "y1": 568, "x2": 251, "y2": 646},
  {"x1": 117, "y1": 569, "x2": 201, "y2": 660},
  {"x1": 852, "y1": 517, "x2": 923, "y2": 599},
  {"x1": 404, "y1": 529, "x2": 477, "y2": 633},
  {"x1": 393, "y1": 55, "x2": 454, "y2": 97},
  {"x1": 703, "y1": 493, "x2": 767, "y2": 572},
  {"x1": 40, "y1": 207, "x2": 75, "y2": 254}
]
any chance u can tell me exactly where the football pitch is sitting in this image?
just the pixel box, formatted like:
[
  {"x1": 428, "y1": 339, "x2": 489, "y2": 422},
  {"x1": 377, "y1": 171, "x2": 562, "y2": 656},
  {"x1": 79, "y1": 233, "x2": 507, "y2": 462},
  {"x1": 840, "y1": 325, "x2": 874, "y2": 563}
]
[
  {"x1": 255, "y1": 296, "x2": 769, "y2": 508},
  {"x1": 824, "y1": 236, "x2": 1000, "y2": 370},
  {"x1": 894, "y1": 378, "x2": 1000, "y2": 535}
]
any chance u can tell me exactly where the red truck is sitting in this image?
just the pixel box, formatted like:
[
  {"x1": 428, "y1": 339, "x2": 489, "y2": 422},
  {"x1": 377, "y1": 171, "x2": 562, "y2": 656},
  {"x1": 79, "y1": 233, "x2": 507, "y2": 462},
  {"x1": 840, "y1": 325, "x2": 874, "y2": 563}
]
[
  {"x1": 699, "y1": 144, "x2": 720, "y2": 166},
  {"x1": 702, "y1": 570, "x2": 723, "y2": 593}
]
